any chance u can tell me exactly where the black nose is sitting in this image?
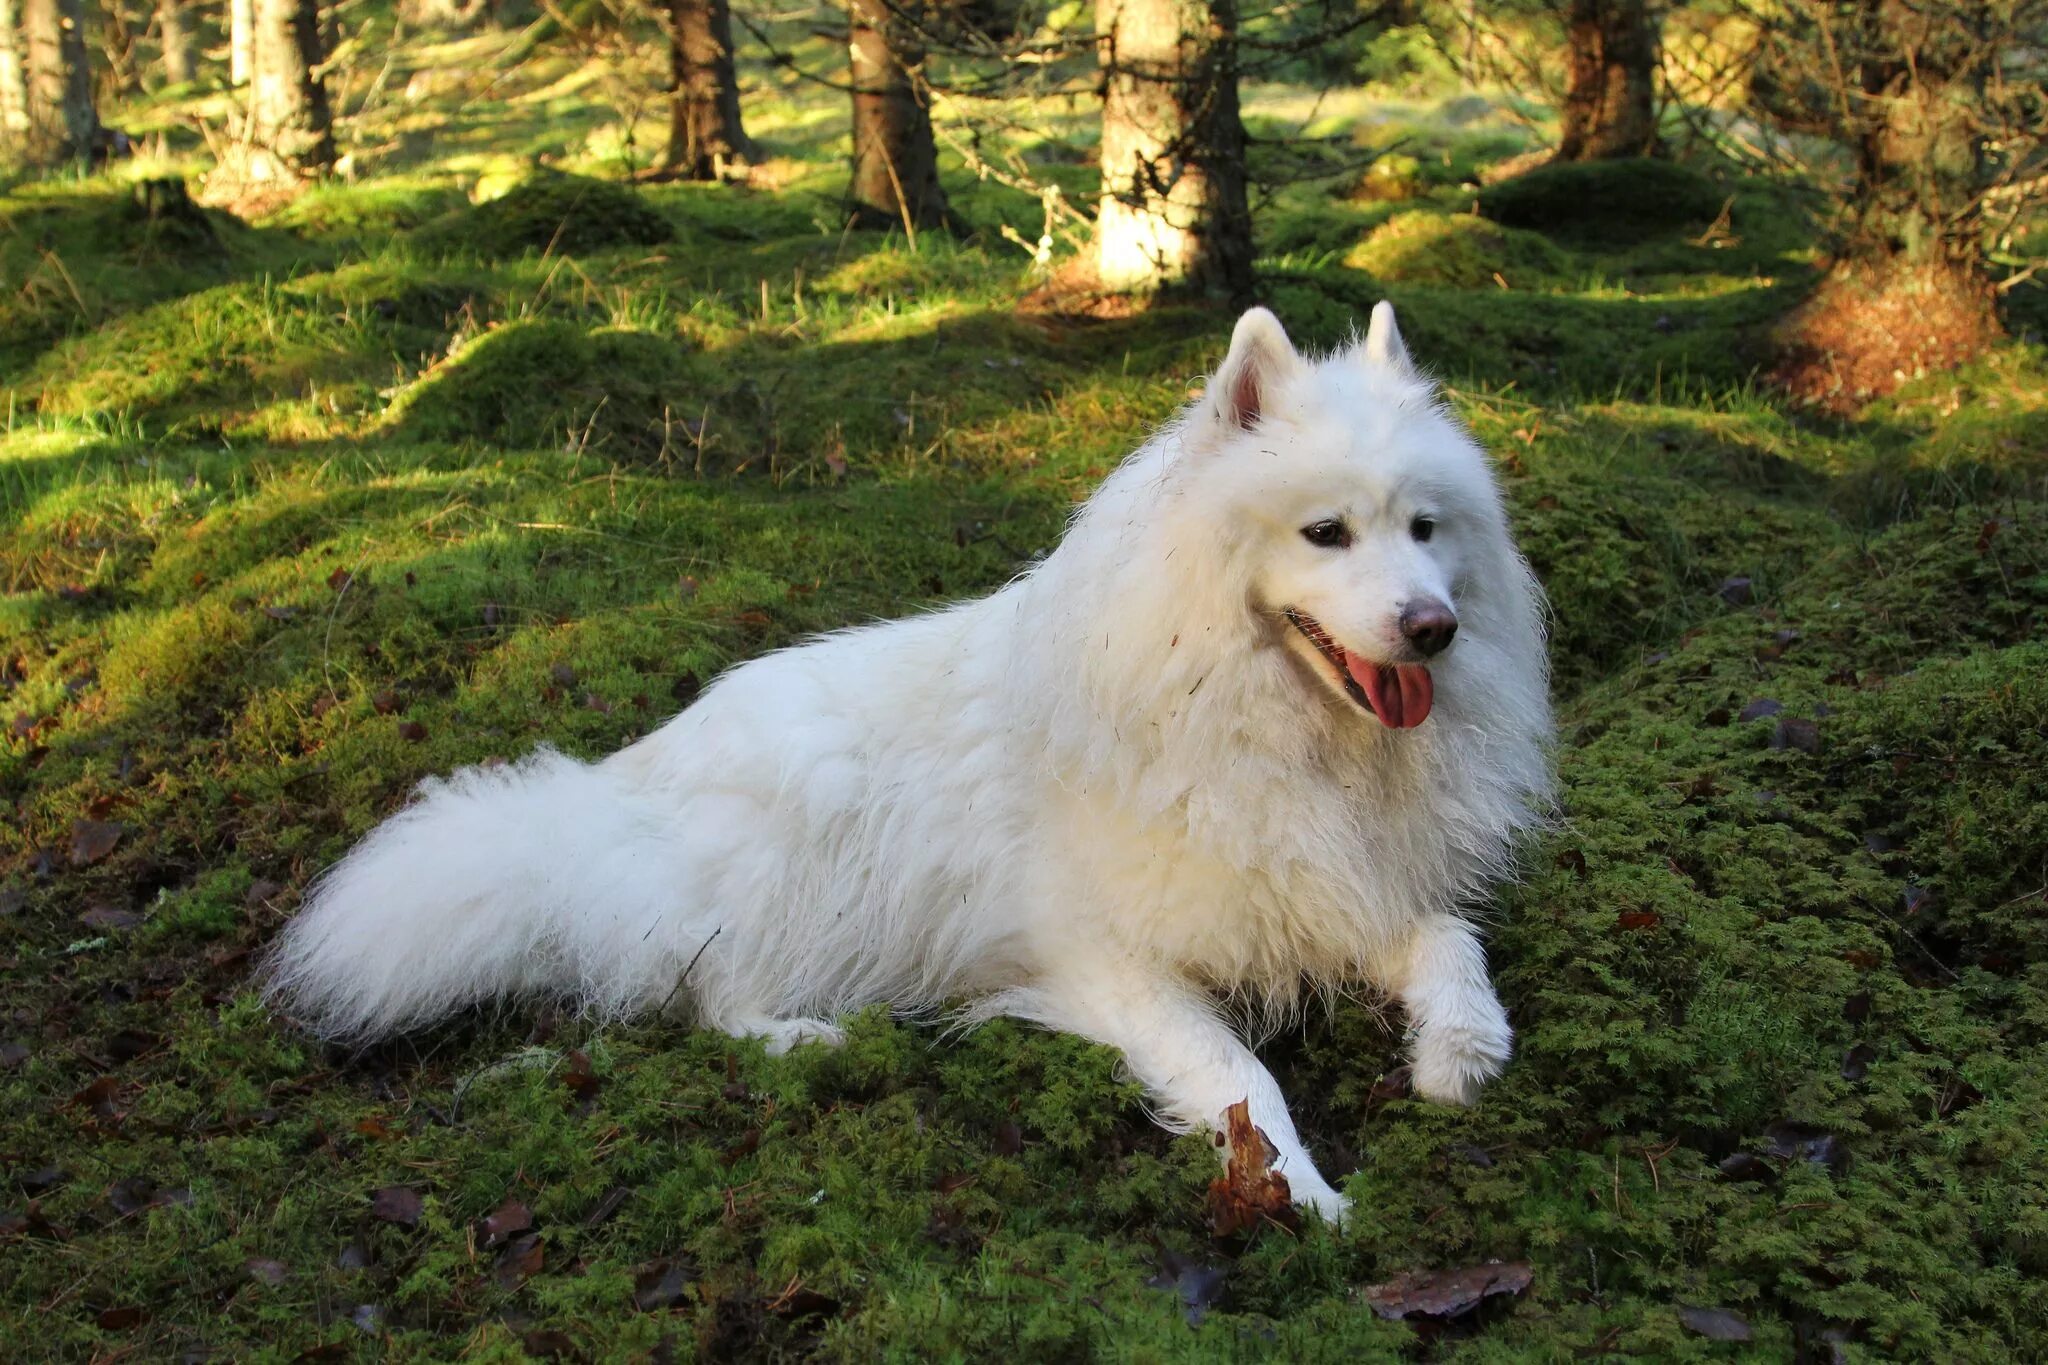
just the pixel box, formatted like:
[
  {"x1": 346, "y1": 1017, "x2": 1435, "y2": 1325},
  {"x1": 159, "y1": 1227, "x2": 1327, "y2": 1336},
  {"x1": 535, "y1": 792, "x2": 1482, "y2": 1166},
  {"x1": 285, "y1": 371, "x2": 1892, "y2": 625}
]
[{"x1": 1399, "y1": 598, "x2": 1458, "y2": 657}]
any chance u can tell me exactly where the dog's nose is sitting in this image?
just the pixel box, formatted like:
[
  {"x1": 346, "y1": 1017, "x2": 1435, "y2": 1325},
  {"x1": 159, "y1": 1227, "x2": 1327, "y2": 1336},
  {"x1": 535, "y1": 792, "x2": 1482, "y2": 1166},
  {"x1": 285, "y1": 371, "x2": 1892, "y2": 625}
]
[{"x1": 1399, "y1": 598, "x2": 1458, "y2": 657}]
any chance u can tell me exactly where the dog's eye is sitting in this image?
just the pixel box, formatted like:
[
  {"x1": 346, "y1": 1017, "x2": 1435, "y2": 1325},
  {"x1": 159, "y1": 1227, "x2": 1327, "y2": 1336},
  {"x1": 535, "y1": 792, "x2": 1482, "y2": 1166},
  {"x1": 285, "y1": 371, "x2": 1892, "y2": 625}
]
[
  {"x1": 1300, "y1": 519, "x2": 1351, "y2": 549},
  {"x1": 1410, "y1": 516, "x2": 1437, "y2": 543}
]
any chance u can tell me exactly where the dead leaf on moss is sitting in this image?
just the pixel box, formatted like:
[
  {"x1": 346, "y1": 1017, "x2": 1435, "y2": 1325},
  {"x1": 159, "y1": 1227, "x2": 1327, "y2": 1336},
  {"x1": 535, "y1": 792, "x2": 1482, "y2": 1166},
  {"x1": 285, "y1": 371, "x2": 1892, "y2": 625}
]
[
  {"x1": 1361, "y1": 1260, "x2": 1533, "y2": 1320},
  {"x1": 1205, "y1": 1099, "x2": 1299, "y2": 1237},
  {"x1": 369, "y1": 1185, "x2": 423, "y2": 1226},
  {"x1": 1679, "y1": 1305, "x2": 1753, "y2": 1341},
  {"x1": 562, "y1": 1049, "x2": 602, "y2": 1108},
  {"x1": 69, "y1": 819, "x2": 127, "y2": 866},
  {"x1": 495, "y1": 1232, "x2": 545, "y2": 1288},
  {"x1": 479, "y1": 1197, "x2": 533, "y2": 1247},
  {"x1": 633, "y1": 1260, "x2": 693, "y2": 1311}
]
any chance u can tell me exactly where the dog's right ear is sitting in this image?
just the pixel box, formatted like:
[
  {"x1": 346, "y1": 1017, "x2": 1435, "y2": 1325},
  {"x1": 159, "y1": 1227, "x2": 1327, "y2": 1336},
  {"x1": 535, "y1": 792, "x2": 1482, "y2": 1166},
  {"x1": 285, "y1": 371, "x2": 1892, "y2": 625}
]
[{"x1": 1205, "y1": 307, "x2": 1300, "y2": 432}]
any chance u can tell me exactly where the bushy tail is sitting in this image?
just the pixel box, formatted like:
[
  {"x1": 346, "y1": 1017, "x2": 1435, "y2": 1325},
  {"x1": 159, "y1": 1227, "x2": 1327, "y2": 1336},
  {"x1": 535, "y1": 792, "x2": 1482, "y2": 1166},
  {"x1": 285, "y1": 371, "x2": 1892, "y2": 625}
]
[{"x1": 263, "y1": 747, "x2": 686, "y2": 1040}]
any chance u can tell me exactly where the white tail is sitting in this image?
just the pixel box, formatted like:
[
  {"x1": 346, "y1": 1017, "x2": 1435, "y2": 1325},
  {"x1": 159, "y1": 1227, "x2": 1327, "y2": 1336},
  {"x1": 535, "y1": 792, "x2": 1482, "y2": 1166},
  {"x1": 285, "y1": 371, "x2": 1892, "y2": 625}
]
[{"x1": 262, "y1": 747, "x2": 692, "y2": 1040}]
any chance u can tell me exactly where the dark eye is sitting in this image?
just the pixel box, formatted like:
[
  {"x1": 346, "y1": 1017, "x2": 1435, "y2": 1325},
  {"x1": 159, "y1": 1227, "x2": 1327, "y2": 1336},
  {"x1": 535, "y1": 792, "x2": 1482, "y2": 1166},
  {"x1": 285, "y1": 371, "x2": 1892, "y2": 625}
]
[
  {"x1": 1410, "y1": 516, "x2": 1437, "y2": 543},
  {"x1": 1300, "y1": 519, "x2": 1351, "y2": 549}
]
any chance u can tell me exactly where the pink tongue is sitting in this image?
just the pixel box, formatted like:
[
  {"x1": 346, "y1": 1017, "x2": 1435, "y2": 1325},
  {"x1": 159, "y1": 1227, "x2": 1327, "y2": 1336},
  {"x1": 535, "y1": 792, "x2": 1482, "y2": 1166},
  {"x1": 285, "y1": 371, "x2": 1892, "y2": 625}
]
[{"x1": 1346, "y1": 655, "x2": 1434, "y2": 728}]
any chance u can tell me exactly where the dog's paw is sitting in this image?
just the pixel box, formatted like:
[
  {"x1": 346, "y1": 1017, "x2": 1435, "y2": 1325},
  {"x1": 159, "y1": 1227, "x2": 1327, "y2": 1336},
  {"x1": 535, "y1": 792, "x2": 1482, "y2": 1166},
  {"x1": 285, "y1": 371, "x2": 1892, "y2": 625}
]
[
  {"x1": 754, "y1": 1017, "x2": 847, "y2": 1055},
  {"x1": 1408, "y1": 1007, "x2": 1512, "y2": 1107},
  {"x1": 1290, "y1": 1176, "x2": 1350, "y2": 1225}
]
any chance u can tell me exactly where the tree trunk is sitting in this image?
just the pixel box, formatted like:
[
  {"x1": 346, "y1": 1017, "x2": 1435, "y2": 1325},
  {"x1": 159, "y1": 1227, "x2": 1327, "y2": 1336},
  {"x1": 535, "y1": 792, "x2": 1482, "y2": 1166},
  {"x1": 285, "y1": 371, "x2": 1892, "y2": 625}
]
[
  {"x1": 1554, "y1": 0, "x2": 1658, "y2": 161},
  {"x1": 847, "y1": 0, "x2": 949, "y2": 231},
  {"x1": 244, "y1": 0, "x2": 332, "y2": 178},
  {"x1": 230, "y1": 0, "x2": 251, "y2": 85},
  {"x1": 665, "y1": 0, "x2": 755, "y2": 179},
  {"x1": 1093, "y1": 0, "x2": 1251, "y2": 299},
  {"x1": 20, "y1": 0, "x2": 98, "y2": 166},
  {"x1": 1770, "y1": 6, "x2": 2002, "y2": 410},
  {"x1": 157, "y1": 0, "x2": 193, "y2": 84},
  {"x1": 0, "y1": 0, "x2": 30, "y2": 165}
]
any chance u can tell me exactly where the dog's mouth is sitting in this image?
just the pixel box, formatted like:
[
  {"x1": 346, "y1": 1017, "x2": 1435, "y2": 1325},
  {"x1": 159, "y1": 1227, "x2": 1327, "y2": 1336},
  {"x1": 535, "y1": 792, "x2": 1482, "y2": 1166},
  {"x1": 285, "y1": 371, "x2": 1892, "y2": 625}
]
[{"x1": 1283, "y1": 608, "x2": 1434, "y2": 728}]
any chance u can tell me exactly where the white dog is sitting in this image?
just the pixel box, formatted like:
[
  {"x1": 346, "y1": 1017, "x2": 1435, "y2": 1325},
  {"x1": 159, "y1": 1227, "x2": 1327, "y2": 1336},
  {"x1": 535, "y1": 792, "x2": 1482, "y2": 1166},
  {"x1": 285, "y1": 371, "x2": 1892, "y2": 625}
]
[{"x1": 264, "y1": 304, "x2": 1554, "y2": 1220}]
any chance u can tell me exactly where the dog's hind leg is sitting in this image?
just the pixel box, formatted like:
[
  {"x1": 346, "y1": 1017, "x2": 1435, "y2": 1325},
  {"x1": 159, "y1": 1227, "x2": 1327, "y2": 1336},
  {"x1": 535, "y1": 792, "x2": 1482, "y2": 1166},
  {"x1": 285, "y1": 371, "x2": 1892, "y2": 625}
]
[
  {"x1": 710, "y1": 1011, "x2": 848, "y2": 1056},
  {"x1": 987, "y1": 958, "x2": 1348, "y2": 1222}
]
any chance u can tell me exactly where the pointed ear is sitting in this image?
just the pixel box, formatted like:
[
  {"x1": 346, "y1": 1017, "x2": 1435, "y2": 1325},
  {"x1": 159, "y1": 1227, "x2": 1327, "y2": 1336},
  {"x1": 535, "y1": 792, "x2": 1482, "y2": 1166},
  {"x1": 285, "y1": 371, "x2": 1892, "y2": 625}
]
[
  {"x1": 1361, "y1": 300, "x2": 1413, "y2": 372},
  {"x1": 1206, "y1": 307, "x2": 1301, "y2": 432}
]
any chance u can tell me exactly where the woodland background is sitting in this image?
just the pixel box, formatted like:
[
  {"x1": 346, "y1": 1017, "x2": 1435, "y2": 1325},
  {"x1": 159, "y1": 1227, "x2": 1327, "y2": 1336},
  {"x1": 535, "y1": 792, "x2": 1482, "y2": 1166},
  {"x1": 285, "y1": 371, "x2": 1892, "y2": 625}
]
[{"x1": 2, "y1": 0, "x2": 2046, "y2": 1358}]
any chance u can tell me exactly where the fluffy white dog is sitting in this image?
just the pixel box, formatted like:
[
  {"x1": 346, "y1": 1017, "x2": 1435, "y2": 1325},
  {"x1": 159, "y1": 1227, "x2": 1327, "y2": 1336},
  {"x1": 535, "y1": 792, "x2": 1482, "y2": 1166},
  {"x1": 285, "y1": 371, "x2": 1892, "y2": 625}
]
[{"x1": 264, "y1": 304, "x2": 1554, "y2": 1220}]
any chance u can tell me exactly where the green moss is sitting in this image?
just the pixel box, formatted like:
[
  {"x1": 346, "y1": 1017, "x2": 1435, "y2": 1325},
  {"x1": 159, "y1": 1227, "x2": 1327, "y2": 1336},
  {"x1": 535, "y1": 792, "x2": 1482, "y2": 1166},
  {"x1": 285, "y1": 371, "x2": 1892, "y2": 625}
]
[
  {"x1": 1345, "y1": 209, "x2": 1576, "y2": 289},
  {"x1": 411, "y1": 171, "x2": 675, "y2": 259},
  {"x1": 383, "y1": 317, "x2": 697, "y2": 459},
  {"x1": 1478, "y1": 157, "x2": 1728, "y2": 242}
]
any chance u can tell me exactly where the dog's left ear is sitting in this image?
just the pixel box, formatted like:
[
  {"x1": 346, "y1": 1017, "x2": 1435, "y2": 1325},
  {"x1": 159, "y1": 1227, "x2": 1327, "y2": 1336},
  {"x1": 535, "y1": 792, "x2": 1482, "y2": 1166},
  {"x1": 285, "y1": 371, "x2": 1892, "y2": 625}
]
[
  {"x1": 1206, "y1": 307, "x2": 1301, "y2": 432},
  {"x1": 1360, "y1": 300, "x2": 1413, "y2": 373}
]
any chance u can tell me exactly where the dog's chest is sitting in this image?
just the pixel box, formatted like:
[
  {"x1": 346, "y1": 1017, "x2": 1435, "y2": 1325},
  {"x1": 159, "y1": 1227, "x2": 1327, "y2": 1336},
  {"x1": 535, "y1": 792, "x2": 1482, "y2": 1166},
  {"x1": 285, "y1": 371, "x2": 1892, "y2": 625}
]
[{"x1": 1045, "y1": 776, "x2": 1425, "y2": 987}]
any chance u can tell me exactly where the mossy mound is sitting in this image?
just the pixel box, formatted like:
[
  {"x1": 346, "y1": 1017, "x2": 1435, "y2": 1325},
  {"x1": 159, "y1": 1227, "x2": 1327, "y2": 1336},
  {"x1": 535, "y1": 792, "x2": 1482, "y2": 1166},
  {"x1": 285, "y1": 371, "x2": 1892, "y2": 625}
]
[
  {"x1": 1344, "y1": 210, "x2": 1575, "y2": 289},
  {"x1": 410, "y1": 172, "x2": 674, "y2": 258},
  {"x1": 384, "y1": 318, "x2": 693, "y2": 458},
  {"x1": 3, "y1": 180, "x2": 241, "y2": 264},
  {"x1": 1510, "y1": 463, "x2": 1823, "y2": 694},
  {"x1": 1478, "y1": 157, "x2": 1726, "y2": 242}
]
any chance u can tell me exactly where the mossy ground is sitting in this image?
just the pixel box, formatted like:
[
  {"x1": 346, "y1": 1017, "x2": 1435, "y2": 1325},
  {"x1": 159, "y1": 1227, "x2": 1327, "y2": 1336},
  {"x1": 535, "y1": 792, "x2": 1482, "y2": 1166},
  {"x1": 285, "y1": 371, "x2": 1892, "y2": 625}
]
[{"x1": 4, "y1": 16, "x2": 2048, "y2": 1363}]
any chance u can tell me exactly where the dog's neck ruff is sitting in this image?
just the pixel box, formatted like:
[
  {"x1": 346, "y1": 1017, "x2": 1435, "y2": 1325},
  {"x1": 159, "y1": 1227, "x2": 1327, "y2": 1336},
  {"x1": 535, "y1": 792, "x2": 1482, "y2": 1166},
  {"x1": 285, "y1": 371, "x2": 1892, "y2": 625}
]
[{"x1": 1283, "y1": 608, "x2": 1434, "y2": 728}]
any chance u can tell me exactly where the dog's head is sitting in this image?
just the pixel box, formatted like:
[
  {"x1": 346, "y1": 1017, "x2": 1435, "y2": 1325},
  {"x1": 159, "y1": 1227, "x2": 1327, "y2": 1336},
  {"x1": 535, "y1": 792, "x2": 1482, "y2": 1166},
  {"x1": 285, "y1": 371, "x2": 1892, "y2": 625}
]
[{"x1": 1177, "y1": 304, "x2": 1519, "y2": 731}]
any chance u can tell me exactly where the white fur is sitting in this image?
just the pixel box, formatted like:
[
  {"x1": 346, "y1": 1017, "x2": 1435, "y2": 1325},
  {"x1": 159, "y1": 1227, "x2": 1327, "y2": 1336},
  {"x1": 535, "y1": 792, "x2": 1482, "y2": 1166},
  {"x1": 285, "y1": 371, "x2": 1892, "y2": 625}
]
[{"x1": 263, "y1": 306, "x2": 1554, "y2": 1221}]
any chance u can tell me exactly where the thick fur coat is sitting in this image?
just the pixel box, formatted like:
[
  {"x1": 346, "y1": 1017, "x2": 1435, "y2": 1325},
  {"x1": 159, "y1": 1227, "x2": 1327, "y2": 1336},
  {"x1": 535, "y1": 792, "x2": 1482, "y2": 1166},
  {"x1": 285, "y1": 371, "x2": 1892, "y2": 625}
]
[{"x1": 264, "y1": 304, "x2": 1555, "y2": 1217}]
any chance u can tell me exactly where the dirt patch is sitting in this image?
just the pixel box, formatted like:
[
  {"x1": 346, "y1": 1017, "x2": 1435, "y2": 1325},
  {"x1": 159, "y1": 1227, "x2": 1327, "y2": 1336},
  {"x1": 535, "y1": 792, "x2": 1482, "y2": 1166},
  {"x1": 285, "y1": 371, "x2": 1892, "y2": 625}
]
[{"x1": 1771, "y1": 258, "x2": 2003, "y2": 413}]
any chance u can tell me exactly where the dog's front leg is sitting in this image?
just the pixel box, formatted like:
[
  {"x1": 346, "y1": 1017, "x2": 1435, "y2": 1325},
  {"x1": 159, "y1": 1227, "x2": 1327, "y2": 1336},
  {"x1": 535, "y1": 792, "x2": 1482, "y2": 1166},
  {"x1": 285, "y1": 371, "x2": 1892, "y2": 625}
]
[
  {"x1": 1385, "y1": 912, "x2": 1514, "y2": 1106},
  {"x1": 998, "y1": 960, "x2": 1348, "y2": 1222}
]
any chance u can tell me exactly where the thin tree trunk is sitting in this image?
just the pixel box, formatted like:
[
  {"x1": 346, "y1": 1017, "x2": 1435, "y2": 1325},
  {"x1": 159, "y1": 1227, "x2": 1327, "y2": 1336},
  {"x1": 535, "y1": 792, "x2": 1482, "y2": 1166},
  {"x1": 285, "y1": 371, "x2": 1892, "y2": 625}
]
[
  {"x1": 1093, "y1": 0, "x2": 1251, "y2": 298},
  {"x1": 245, "y1": 0, "x2": 331, "y2": 178},
  {"x1": 0, "y1": 0, "x2": 30, "y2": 164},
  {"x1": 157, "y1": 0, "x2": 193, "y2": 84},
  {"x1": 230, "y1": 0, "x2": 251, "y2": 84},
  {"x1": 1554, "y1": 0, "x2": 1658, "y2": 161},
  {"x1": 665, "y1": 0, "x2": 755, "y2": 179},
  {"x1": 847, "y1": 0, "x2": 949, "y2": 231},
  {"x1": 21, "y1": 0, "x2": 98, "y2": 166}
]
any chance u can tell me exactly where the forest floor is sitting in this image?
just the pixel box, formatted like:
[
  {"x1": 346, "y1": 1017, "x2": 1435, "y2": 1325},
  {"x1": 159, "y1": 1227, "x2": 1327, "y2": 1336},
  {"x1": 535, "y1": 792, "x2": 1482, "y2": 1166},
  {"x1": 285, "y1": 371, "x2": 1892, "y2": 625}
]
[{"x1": 4, "y1": 17, "x2": 2048, "y2": 1362}]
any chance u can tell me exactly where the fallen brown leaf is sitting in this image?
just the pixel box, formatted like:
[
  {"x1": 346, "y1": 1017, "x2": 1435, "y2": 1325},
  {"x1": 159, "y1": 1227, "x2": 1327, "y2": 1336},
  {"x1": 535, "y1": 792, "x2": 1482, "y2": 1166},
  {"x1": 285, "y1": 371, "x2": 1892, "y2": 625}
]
[
  {"x1": 479, "y1": 1197, "x2": 533, "y2": 1247},
  {"x1": 369, "y1": 1185, "x2": 423, "y2": 1226},
  {"x1": 1361, "y1": 1260, "x2": 1533, "y2": 1320},
  {"x1": 1205, "y1": 1099, "x2": 1299, "y2": 1237},
  {"x1": 68, "y1": 819, "x2": 127, "y2": 866}
]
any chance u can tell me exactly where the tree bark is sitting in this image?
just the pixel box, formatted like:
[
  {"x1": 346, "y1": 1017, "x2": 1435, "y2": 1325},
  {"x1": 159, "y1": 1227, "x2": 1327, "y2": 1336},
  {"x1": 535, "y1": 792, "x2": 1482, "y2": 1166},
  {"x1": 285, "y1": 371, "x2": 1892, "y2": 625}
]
[
  {"x1": 20, "y1": 0, "x2": 98, "y2": 166},
  {"x1": 157, "y1": 0, "x2": 194, "y2": 84},
  {"x1": 0, "y1": 0, "x2": 30, "y2": 164},
  {"x1": 245, "y1": 0, "x2": 332, "y2": 178},
  {"x1": 1554, "y1": 0, "x2": 1658, "y2": 161},
  {"x1": 847, "y1": 0, "x2": 950, "y2": 231},
  {"x1": 230, "y1": 0, "x2": 252, "y2": 85},
  {"x1": 665, "y1": 0, "x2": 755, "y2": 179},
  {"x1": 1093, "y1": 0, "x2": 1251, "y2": 299}
]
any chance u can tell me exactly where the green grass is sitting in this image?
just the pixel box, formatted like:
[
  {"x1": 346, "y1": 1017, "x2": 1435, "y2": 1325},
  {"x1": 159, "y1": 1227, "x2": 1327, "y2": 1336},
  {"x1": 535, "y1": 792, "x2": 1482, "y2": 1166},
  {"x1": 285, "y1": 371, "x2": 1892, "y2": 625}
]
[{"x1": 4, "y1": 16, "x2": 2048, "y2": 1362}]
